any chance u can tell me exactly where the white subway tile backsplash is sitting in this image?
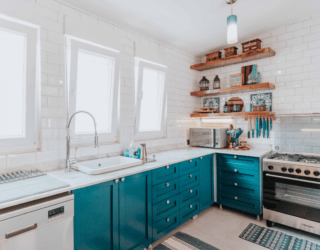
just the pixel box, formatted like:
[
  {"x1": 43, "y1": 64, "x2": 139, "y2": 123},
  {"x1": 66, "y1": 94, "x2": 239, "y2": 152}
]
[
  {"x1": 7, "y1": 153, "x2": 36, "y2": 167},
  {"x1": 81, "y1": 12, "x2": 98, "y2": 25},
  {"x1": 291, "y1": 43, "x2": 309, "y2": 52},
  {"x1": 287, "y1": 22, "x2": 303, "y2": 32},
  {"x1": 60, "y1": 4, "x2": 80, "y2": 19},
  {"x1": 42, "y1": 85, "x2": 60, "y2": 96},
  {"x1": 0, "y1": 156, "x2": 7, "y2": 169}
]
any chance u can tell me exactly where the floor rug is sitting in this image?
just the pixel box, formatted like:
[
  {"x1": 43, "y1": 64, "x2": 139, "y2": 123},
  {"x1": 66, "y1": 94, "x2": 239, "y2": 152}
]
[
  {"x1": 239, "y1": 223, "x2": 320, "y2": 250},
  {"x1": 154, "y1": 232, "x2": 220, "y2": 250}
]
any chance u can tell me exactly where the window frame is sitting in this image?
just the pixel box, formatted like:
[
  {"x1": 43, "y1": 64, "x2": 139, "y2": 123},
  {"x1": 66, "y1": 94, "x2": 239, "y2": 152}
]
[
  {"x1": 135, "y1": 60, "x2": 167, "y2": 140},
  {"x1": 0, "y1": 17, "x2": 40, "y2": 154},
  {"x1": 67, "y1": 38, "x2": 120, "y2": 145}
]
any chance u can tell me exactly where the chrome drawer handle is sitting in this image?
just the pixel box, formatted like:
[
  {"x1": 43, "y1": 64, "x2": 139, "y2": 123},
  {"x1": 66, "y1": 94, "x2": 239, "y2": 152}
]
[
  {"x1": 166, "y1": 183, "x2": 169, "y2": 187},
  {"x1": 166, "y1": 166, "x2": 169, "y2": 169},
  {"x1": 189, "y1": 159, "x2": 192, "y2": 163},
  {"x1": 114, "y1": 179, "x2": 119, "y2": 183},
  {"x1": 190, "y1": 205, "x2": 193, "y2": 208},
  {"x1": 166, "y1": 218, "x2": 170, "y2": 222},
  {"x1": 234, "y1": 169, "x2": 238, "y2": 173},
  {"x1": 234, "y1": 156, "x2": 237, "y2": 159},
  {"x1": 166, "y1": 200, "x2": 170, "y2": 204},
  {"x1": 234, "y1": 183, "x2": 238, "y2": 186},
  {"x1": 189, "y1": 174, "x2": 192, "y2": 178},
  {"x1": 235, "y1": 197, "x2": 238, "y2": 200},
  {"x1": 121, "y1": 177, "x2": 125, "y2": 182},
  {"x1": 189, "y1": 189, "x2": 193, "y2": 193}
]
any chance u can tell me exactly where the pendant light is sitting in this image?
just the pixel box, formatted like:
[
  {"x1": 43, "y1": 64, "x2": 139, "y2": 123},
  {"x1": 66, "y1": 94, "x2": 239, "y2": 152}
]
[{"x1": 227, "y1": 0, "x2": 238, "y2": 44}]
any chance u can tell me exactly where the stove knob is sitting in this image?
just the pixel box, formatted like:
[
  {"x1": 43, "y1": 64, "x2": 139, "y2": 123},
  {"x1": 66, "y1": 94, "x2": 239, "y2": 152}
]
[
  {"x1": 304, "y1": 170, "x2": 311, "y2": 175},
  {"x1": 281, "y1": 167, "x2": 287, "y2": 172},
  {"x1": 288, "y1": 168, "x2": 294, "y2": 173},
  {"x1": 296, "y1": 168, "x2": 301, "y2": 174},
  {"x1": 314, "y1": 171, "x2": 320, "y2": 177},
  {"x1": 268, "y1": 165, "x2": 274, "y2": 170}
]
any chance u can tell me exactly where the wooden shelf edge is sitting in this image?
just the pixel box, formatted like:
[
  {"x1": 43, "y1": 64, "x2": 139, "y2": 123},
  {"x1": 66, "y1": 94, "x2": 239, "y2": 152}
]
[
  {"x1": 190, "y1": 111, "x2": 275, "y2": 118},
  {"x1": 190, "y1": 83, "x2": 275, "y2": 97},
  {"x1": 191, "y1": 47, "x2": 276, "y2": 71}
]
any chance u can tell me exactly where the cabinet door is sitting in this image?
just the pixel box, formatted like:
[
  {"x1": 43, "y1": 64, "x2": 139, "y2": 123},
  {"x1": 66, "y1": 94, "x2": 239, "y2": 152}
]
[
  {"x1": 73, "y1": 180, "x2": 119, "y2": 250},
  {"x1": 119, "y1": 171, "x2": 152, "y2": 250},
  {"x1": 199, "y1": 154, "x2": 214, "y2": 212}
]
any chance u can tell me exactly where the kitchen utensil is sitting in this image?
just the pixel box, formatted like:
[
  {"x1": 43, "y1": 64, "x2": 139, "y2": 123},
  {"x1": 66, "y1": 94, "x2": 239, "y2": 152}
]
[
  {"x1": 248, "y1": 118, "x2": 250, "y2": 139},
  {"x1": 270, "y1": 118, "x2": 272, "y2": 130},
  {"x1": 263, "y1": 117, "x2": 266, "y2": 138},
  {"x1": 256, "y1": 117, "x2": 259, "y2": 138},
  {"x1": 259, "y1": 117, "x2": 263, "y2": 137},
  {"x1": 252, "y1": 117, "x2": 255, "y2": 138},
  {"x1": 267, "y1": 117, "x2": 269, "y2": 138}
]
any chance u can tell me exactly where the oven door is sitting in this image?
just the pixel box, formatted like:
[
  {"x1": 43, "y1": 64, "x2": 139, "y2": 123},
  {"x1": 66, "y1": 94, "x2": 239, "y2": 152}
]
[{"x1": 263, "y1": 172, "x2": 320, "y2": 223}]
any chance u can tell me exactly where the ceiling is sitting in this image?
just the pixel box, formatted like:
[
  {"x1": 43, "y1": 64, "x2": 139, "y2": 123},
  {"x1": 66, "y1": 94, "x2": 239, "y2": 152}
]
[{"x1": 61, "y1": 0, "x2": 320, "y2": 58}]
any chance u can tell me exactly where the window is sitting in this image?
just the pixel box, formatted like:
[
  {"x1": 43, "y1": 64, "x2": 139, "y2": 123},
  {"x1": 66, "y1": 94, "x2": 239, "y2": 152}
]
[
  {"x1": 135, "y1": 61, "x2": 167, "y2": 139},
  {"x1": 66, "y1": 38, "x2": 120, "y2": 144},
  {"x1": 0, "y1": 16, "x2": 39, "y2": 153}
]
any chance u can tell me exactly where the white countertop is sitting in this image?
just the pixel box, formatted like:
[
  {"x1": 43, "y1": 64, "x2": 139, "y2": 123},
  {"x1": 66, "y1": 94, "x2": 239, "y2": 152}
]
[{"x1": 0, "y1": 148, "x2": 271, "y2": 210}]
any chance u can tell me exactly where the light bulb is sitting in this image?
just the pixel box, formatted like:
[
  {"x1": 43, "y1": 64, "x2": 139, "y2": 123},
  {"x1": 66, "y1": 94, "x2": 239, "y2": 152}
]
[{"x1": 227, "y1": 15, "x2": 238, "y2": 44}]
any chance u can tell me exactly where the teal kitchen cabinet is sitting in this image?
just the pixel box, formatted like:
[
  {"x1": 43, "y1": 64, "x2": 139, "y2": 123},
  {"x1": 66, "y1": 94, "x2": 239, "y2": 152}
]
[
  {"x1": 119, "y1": 172, "x2": 152, "y2": 250},
  {"x1": 217, "y1": 154, "x2": 262, "y2": 216},
  {"x1": 73, "y1": 180, "x2": 119, "y2": 250},
  {"x1": 198, "y1": 154, "x2": 214, "y2": 212},
  {"x1": 73, "y1": 171, "x2": 152, "y2": 250}
]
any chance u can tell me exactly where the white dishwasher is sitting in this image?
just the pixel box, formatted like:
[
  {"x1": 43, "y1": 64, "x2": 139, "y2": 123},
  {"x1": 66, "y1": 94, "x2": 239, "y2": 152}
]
[{"x1": 0, "y1": 193, "x2": 74, "y2": 250}]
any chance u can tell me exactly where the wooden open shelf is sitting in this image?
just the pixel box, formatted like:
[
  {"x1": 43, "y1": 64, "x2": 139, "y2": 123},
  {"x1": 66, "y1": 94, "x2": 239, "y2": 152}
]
[
  {"x1": 191, "y1": 47, "x2": 275, "y2": 71},
  {"x1": 190, "y1": 111, "x2": 275, "y2": 118},
  {"x1": 190, "y1": 82, "x2": 275, "y2": 97}
]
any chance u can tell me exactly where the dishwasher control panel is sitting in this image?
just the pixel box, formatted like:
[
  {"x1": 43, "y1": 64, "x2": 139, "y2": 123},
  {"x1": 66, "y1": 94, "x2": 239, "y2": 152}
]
[{"x1": 48, "y1": 206, "x2": 64, "y2": 218}]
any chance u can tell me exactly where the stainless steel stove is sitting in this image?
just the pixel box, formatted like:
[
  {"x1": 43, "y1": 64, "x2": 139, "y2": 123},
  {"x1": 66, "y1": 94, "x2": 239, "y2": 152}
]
[{"x1": 263, "y1": 152, "x2": 320, "y2": 235}]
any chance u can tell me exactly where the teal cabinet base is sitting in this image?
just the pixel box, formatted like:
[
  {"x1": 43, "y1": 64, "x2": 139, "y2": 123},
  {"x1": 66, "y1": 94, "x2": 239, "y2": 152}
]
[
  {"x1": 218, "y1": 193, "x2": 260, "y2": 215},
  {"x1": 180, "y1": 200, "x2": 200, "y2": 225},
  {"x1": 153, "y1": 211, "x2": 180, "y2": 242}
]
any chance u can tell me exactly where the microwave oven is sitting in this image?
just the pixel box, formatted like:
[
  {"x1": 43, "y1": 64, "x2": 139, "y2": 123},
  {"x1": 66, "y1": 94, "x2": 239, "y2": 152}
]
[{"x1": 189, "y1": 128, "x2": 228, "y2": 148}]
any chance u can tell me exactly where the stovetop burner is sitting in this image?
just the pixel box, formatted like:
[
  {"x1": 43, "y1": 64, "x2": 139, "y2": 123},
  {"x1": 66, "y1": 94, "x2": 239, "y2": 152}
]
[{"x1": 267, "y1": 153, "x2": 320, "y2": 164}]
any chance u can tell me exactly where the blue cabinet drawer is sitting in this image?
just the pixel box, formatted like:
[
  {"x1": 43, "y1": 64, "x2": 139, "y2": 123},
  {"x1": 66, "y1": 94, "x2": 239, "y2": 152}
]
[
  {"x1": 152, "y1": 163, "x2": 179, "y2": 186},
  {"x1": 217, "y1": 166, "x2": 259, "y2": 186},
  {"x1": 180, "y1": 158, "x2": 200, "y2": 176},
  {"x1": 180, "y1": 200, "x2": 200, "y2": 225},
  {"x1": 180, "y1": 171, "x2": 200, "y2": 192},
  {"x1": 180, "y1": 185, "x2": 199, "y2": 208},
  {"x1": 218, "y1": 179, "x2": 260, "y2": 201},
  {"x1": 153, "y1": 194, "x2": 180, "y2": 223},
  {"x1": 217, "y1": 154, "x2": 259, "y2": 172},
  {"x1": 153, "y1": 211, "x2": 180, "y2": 242},
  {"x1": 152, "y1": 178, "x2": 180, "y2": 204},
  {"x1": 218, "y1": 192, "x2": 260, "y2": 215}
]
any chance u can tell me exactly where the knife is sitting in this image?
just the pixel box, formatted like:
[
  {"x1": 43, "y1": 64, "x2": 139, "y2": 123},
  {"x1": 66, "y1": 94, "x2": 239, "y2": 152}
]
[
  {"x1": 263, "y1": 117, "x2": 266, "y2": 138},
  {"x1": 248, "y1": 117, "x2": 250, "y2": 139},
  {"x1": 267, "y1": 117, "x2": 270, "y2": 138},
  {"x1": 256, "y1": 117, "x2": 259, "y2": 138},
  {"x1": 259, "y1": 117, "x2": 263, "y2": 137},
  {"x1": 252, "y1": 117, "x2": 255, "y2": 138}
]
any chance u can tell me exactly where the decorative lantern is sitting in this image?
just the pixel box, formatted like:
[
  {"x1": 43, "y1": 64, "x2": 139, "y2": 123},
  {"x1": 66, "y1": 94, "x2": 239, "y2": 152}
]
[
  {"x1": 199, "y1": 76, "x2": 209, "y2": 91},
  {"x1": 213, "y1": 75, "x2": 220, "y2": 89},
  {"x1": 227, "y1": 0, "x2": 238, "y2": 45}
]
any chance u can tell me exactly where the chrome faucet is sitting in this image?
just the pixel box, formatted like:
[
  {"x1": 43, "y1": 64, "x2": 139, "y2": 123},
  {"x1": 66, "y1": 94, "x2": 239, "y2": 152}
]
[{"x1": 66, "y1": 111, "x2": 99, "y2": 172}]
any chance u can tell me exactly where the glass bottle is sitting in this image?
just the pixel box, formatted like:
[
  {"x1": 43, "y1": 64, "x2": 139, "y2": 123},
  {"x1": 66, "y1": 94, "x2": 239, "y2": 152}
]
[{"x1": 223, "y1": 102, "x2": 229, "y2": 113}]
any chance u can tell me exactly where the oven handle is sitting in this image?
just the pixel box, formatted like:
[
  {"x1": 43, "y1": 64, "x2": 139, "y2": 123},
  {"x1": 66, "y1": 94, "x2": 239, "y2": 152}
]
[{"x1": 266, "y1": 174, "x2": 320, "y2": 185}]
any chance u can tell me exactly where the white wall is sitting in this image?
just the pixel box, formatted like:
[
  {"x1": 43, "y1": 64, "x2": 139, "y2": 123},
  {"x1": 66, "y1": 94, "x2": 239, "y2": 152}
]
[
  {"x1": 0, "y1": 0, "x2": 201, "y2": 171},
  {"x1": 198, "y1": 16, "x2": 320, "y2": 150}
]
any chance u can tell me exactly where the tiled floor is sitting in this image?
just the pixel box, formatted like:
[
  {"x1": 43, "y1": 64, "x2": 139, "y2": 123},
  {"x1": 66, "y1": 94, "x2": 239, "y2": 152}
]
[{"x1": 152, "y1": 205, "x2": 320, "y2": 250}]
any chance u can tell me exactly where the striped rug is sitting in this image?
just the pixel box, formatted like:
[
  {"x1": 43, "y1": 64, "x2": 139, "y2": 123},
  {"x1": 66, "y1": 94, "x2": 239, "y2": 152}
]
[
  {"x1": 240, "y1": 223, "x2": 320, "y2": 250},
  {"x1": 154, "y1": 232, "x2": 219, "y2": 250}
]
